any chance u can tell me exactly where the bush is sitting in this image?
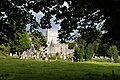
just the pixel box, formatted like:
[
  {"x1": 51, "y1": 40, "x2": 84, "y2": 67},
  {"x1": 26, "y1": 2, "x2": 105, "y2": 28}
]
[
  {"x1": 85, "y1": 43, "x2": 94, "y2": 61},
  {"x1": 0, "y1": 44, "x2": 10, "y2": 57},
  {"x1": 109, "y1": 45, "x2": 119, "y2": 63}
]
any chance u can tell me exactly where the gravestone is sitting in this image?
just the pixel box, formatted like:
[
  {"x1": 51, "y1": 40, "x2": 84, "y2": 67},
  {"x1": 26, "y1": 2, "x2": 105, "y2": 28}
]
[
  {"x1": 64, "y1": 55, "x2": 67, "y2": 60},
  {"x1": 95, "y1": 56, "x2": 98, "y2": 59},
  {"x1": 100, "y1": 56, "x2": 104, "y2": 59},
  {"x1": 72, "y1": 57, "x2": 74, "y2": 62},
  {"x1": 9, "y1": 53, "x2": 12, "y2": 56}
]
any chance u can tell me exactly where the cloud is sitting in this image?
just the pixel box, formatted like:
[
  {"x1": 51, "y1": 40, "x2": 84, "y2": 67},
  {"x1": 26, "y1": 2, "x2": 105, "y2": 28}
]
[
  {"x1": 62, "y1": 1, "x2": 69, "y2": 8},
  {"x1": 29, "y1": 10, "x2": 44, "y2": 22},
  {"x1": 27, "y1": 10, "x2": 61, "y2": 36}
]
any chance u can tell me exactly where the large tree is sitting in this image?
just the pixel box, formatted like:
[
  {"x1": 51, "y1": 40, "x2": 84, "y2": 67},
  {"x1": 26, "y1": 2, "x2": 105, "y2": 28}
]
[
  {"x1": 8, "y1": 32, "x2": 31, "y2": 53},
  {"x1": 1, "y1": 0, "x2": 120, "y2": 45}
]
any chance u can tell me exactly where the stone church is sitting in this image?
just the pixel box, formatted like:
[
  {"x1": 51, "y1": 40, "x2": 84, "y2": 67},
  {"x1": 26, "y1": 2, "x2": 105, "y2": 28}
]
[{"x1": 46, "y1": 29, "x2": 69, "y2": 55}]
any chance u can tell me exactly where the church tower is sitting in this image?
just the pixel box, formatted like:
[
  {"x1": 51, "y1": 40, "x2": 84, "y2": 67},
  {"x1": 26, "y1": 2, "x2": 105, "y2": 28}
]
[{"x1": 46, "y1": 29, "x2": 59, "y2": 46}]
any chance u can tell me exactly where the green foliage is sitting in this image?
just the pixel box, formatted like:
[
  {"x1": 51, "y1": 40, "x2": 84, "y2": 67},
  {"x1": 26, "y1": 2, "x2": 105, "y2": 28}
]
[
  {"x1": 0, "y1": 44, "x2": 10, "y2": 57},
  {"x1": 29, "y1": 31, "x2": 46, "y2": 50},
  {"x1": 75, "y1": 37, "x2": 86, "y2": 45},
  {"x1": 7, "y1": 14, "x2": 32, "y2": 53},
  {"x1": 74, "y1": 46, "x2": 80, "y2": 61},
  {"x1": 97, "y1": 44, "x2": 109, "y2": 56},
  {"x1": 79, "y1": 45, "x2": 84, "y2": 61},
  {"x1": 0, "y1": 0, "x2": 120, "y2": 44},
  {"x1": 75, "y1": 37, "x2": 85, "y2": 61},
  {"x1": 15, "y1": 32, "x2": 31, "y2": 52},
  {"x1": 109, "y1": 45, "x2": 119, "y2": 63},
  {"x1": 66, "y1": 42, "x2": 75, "y2": 49},
  {"x1": 85, "y1": 43, "x2": 94, "y2": 61},
  {"x1": 8, "y1": 32, "x2": 31, "y2": 53},
  {"x1": 93, "y1": 41, "x2": 100, "y2": 55},
  {"x1": 1, "y1": 0, "x2": 120, "y2": 61},
  {"x1": 74, "y1": 44, "x2": 85, "y2": 61},
  {"x1": 80, "y1": 28, "x2": 102, "y2": 44}
]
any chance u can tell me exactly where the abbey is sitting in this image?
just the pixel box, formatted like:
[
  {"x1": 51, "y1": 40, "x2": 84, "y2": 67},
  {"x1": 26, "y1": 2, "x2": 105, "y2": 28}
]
[{"x1": 46, "y1": 29, "x2": 69, "y2": 55}]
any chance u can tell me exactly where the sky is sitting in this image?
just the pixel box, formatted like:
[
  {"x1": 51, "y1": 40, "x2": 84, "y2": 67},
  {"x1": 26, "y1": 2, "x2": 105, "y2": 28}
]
[{"x1": 26, "y1": 1, "x2": 69, "y2": 36}]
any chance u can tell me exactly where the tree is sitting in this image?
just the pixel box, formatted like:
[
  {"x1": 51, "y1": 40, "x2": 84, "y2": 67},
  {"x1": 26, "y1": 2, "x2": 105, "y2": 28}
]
[
  {"x1": 6, "y1": 15, "x2": 31, "y2": 54},
  {"x1": 109, "y1": 45, "x2": 119, "y2": 63},
  {"x1": 79, "y1": 44, "x2": 84, "y2": 61},
  {"x1": 92, "y1": 41, "x2": 100, "y2": 56},
  {"x1": 85, "y1": 43, "x2": 94, "y2": 61},
  {"x1": 80, "y1": 28, "x2": 102, "y2": 44},
  {"x1": 29, "y1": 31, "x2": 46, "y2": 50},
  {"x1": 97, "y1": 44, "x2": 109, "y2": 57},
  {"x1": 0, "y1": 44, "x2": 10, "y2": 57},
  {"x1": 8, "y1": 31, "x2": 31, "y2": 54},
  {"x1": 74, "y1": 37, "x2": 86, "y2": 61},
  {"x1": 1, "y1": 0, "x2": 120, "y2": 46},
  {"x1": 74, "y1": 46, "x2": 80, "y2": 61},
  {"x1": 66, "y1": 42, "x2": 75, "y2": 49}
]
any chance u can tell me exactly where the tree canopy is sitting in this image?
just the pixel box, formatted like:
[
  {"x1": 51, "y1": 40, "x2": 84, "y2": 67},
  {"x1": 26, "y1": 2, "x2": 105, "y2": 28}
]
[{"x1": 0, "y1": 0, "x2": 120, "y2": 44}]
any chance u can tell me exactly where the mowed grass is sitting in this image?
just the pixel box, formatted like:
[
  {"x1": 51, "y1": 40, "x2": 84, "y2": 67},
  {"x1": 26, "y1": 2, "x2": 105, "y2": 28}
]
[{"x1": 0, "y1": 59, "x2": 120, "y2": 80}]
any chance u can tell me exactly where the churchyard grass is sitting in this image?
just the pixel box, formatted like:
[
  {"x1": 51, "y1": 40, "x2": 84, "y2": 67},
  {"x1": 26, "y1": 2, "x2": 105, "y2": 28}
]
[{"x1": 0, "y1": 59, "x2": 120, "y2": 80}]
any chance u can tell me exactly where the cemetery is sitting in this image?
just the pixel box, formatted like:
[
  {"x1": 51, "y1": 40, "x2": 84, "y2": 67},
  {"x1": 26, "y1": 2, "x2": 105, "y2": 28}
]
[
  {"x1": 1, "y1": 0, "x2": 120, "y2": 80},
  {"x1": 1, "y1": 28, "x2": 120, "y2": 80}
]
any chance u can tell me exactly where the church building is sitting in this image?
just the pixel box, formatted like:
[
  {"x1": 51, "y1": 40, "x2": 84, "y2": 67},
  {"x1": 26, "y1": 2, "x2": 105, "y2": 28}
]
[{"x1": 46, "y1": 29, "x2": 69, "y2": 55}]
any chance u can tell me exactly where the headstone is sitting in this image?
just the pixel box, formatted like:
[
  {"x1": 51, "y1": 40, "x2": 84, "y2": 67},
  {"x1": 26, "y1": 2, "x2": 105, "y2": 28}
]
[
  {"x1": 10, "y1": 53, "x2": 12, "y2": 56},
  {"x1": 105, "y1": 56, "x2": 109, "y2": 59},
  {"x1": 83, "y1": 59, "x2": 85, "y2": 61},
  {"x1": 45, "y1": 57, "x2": 48, "y2": 61},
  {"x1": 111, "y1": 56, "x2": 114, "y2": 63},
  {"x1": 100, "y1": 56, "x2": 104, "y2": 59},
  {"x1": 95, "y1": 56, "x2": 98, "y2": 59},
  {"x1": 72, "y1": 57, "x2": 74, "y2": 62},
  {"x1": 37, "y1": 53, "x2": 40, "y2": 59},
  {"x1": 64, "y1": 55, "x2": 67, "y2": 60},
  {"x1": 21, "y1": 51, "x2": 27, "y2": 59},
  {"x1": 118, "y1": 56, "x2": 120, "y2": 59},
  {"x1": 60, "y1": 54, "x2": 63, "y2": 58},
  {"x1": 45, "y1": 55, "x2": 48, "y2": 61}
]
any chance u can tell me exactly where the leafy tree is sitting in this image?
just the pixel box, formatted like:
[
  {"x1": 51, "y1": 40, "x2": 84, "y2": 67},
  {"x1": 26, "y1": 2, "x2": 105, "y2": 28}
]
[
  {"x1": 97, "y1": 44, "x2": 109, "y2": 56},
  {"x1": 85, "y1": 43, "x2": 94, "y2": 61},
  {"x1": 109, "y1": 45, "x2": 119, "y2": 63},
  {"x1": 1, "y1": 0, "x2": 120, "y2": 47},
  {"x1": 66, "y1": 42, "x2": 75, "y2": 49},
  {"x1": 80, "y1": 28, "x2": 102, "y2": 44},
  {"x1": 74, "y1": 37, "x2": 86, "y2": 61},
  {"x1": 93, "y1": 41, "x2": 100, "y2": 56},
  {"x1": 8, "y1": 32, "x2": 31, "y2": 53},
  {"x1": 74, "y1": 46, "x2": 80, "y2": 61},
  {"x1": 29, "y1": 31, "x2": 46, "y2": 50},
  {"x1": 79, "y1": 45, "x2": 84, "y2": 61},
  {"x1": 0, "y1": 44, "x2": 10, "y2": 57},
  {"x1": 75, "y1": 37, "x2": 86, "y2": 45},
  {"x1": 6, "y1": 16, "x2": 31, "y2": 53}
]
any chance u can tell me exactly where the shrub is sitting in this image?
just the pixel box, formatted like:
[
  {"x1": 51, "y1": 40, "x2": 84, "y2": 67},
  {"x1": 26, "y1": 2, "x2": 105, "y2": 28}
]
[{"x1": 109, "y1": 45, "x2": 119, "y2": 63}]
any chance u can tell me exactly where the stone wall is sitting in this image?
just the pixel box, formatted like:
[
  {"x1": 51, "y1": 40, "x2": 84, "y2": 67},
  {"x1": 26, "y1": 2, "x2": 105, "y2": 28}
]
[{"x1": 47, "y1": 43, "x2": 68, "y2": 54}]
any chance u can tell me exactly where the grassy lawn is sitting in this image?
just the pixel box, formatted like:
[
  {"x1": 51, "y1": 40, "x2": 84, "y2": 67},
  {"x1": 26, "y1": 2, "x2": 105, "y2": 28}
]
[{"x1": 0, "y1": 59, "x2": 120, "y2": 80}]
